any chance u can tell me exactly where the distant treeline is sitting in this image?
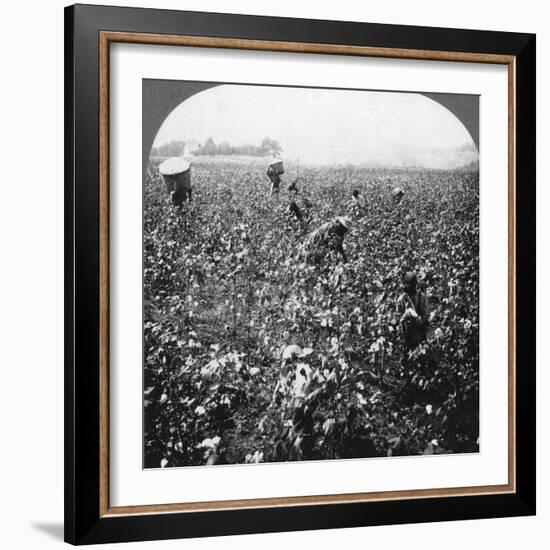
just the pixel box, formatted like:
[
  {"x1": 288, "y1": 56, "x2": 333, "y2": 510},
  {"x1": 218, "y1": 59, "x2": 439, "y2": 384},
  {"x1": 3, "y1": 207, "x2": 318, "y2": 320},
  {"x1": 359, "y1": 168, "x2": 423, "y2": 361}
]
[
  {"x1": 151, "y1": 137, "x2": 282, "y2": 158},
  {"x1": 195, "y1": 137, "x2": 282, "y2": 157},
  {"x1": 151, "y1": 140, "x2": 186, "y2": 158}
]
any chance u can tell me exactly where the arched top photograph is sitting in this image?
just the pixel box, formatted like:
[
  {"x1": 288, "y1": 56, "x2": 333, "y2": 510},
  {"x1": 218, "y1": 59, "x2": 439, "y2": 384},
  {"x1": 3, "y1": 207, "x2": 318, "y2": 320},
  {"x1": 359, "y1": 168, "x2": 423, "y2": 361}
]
[
  {"x1": 147, "y1": 82, "x2": 478, "y2": 172},
  {"x1": 143, "y1": 78, "x2": 480, "y2": 470}
]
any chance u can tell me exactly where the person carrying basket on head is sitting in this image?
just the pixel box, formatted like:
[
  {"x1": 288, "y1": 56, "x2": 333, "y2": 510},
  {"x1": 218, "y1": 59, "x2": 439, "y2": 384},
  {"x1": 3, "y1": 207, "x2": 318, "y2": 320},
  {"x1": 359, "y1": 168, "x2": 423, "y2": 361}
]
[
  {"x1": 396, "y1": 271, "x2": 429, "y2": 352},
  {"x1": 267, "y1": 158, "x2": 284, "y2": 197}
]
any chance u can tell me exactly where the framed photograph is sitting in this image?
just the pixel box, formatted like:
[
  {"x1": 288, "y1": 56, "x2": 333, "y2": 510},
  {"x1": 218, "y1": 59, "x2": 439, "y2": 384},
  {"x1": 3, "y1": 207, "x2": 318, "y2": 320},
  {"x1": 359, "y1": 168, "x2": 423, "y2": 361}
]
[{"x1": 65, "y1": 4, "x2": 536, "y2": 545}]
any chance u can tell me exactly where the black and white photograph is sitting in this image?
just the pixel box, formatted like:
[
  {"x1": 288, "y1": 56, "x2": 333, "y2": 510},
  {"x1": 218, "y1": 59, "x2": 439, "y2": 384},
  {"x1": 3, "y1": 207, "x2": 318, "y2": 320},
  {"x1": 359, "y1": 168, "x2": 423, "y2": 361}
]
[
  {"x1": 55, "y1": 1, "x2": 541, "y2": 546},
  {"x1": 143, "y1": 80, "x2": 480, "y2": 469}
]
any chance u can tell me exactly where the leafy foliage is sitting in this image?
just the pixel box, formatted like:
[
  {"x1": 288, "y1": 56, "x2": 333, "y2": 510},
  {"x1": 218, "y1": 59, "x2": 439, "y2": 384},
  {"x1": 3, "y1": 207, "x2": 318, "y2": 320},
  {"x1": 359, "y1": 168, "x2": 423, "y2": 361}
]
[
  {"x1": 150, "y1": 140, "x2": 187, "y2": 158},
  {"x1": 143, "y1": 158, "x2": 479, "y2": 468},
  {"x1": 195, "y1": 136, "x2": 282, "y2": 157}
]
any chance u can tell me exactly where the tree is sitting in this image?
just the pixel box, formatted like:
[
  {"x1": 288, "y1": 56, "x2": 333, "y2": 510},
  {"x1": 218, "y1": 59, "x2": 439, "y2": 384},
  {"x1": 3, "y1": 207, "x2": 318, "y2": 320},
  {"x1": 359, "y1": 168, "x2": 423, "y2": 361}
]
[
  {"x1": 195, "y1": 136, "x2": 282, "y2": 157},
  {"x1": 197, "y1": 137, "x2": 218, "y2": 156},
  {"x1": 260, "y1": 137, "x2": 282, "y2": 156},
  {"x1": 150, "y1": 140, "x2": 186, "y2": 157}
]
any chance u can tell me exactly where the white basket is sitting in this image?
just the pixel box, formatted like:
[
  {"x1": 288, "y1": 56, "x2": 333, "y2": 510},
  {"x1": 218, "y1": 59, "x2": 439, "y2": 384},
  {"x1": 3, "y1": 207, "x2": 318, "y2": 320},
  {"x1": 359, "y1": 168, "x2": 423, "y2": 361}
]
[
  {"x1": 159, "y1": 157, "x2": 191, "y2": 176},
  {"x1": 269, "y1": 160, "x2": 284, "y2": 175}
]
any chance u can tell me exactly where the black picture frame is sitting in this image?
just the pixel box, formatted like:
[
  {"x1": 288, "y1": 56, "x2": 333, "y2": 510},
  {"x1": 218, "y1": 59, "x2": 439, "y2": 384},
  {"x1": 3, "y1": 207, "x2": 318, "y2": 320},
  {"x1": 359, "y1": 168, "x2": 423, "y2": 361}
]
[{"x1": 65, "y1": 3, "x2": 536, "y2": 545}]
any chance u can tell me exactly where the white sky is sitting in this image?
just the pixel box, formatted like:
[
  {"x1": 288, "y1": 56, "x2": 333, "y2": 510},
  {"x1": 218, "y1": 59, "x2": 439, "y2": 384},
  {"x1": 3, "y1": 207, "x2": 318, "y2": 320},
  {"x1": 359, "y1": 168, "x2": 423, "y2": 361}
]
[{"x1": 153, "y1": 84, "x2": 478, "y2": 168}]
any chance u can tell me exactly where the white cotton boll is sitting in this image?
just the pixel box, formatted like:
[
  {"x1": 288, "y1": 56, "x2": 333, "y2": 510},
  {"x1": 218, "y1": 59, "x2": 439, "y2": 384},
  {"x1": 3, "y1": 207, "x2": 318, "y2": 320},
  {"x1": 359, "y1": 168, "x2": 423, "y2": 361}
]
[{"x1": 282, "y1": 344, "x2": 302, "y2": 359}]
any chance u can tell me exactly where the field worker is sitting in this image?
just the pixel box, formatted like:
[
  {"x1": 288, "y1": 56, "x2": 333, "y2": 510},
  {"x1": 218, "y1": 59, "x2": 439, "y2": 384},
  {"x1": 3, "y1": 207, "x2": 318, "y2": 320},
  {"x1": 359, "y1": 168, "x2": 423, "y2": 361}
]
[
  {"x1": 267, "y1": 160, "x2": 284, "y2": 197},
  {"x1": 396, "y1": 271, "x2": 429, "y2": 351},
  {"x1": 288, "y1": 178, "x2": 299, "y2": 194},
  {"x1": 288, "y1": 200, "x2": 305, "y2": 227},
  {"x1": 302, "y1": 216, "x2": 351, "y2": 264},
  {"x1": 392, "y1": 186, "x2": 405, "y2": 204},
  {"x1": 158, "y1": 157, "x2": 192, "y2": 206},
  {"x1": 348, "y1": 189, "x2": 365, "y2": 215}
]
